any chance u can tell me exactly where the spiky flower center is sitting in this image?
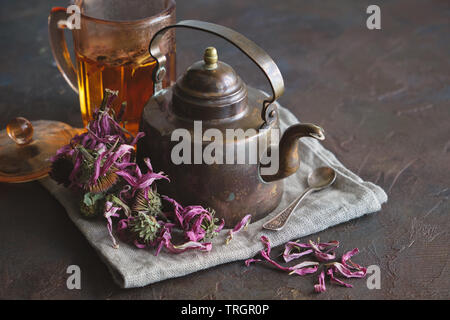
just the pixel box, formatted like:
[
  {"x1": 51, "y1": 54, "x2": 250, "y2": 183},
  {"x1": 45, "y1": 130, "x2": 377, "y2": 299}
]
[
  {"x1": 201, "y1": 208, "x2": 221, "y2": 239},
  {"x1": 129, "y1": 212, "x2": 161, "y2": 244},
  {"x1": 132, "y1": 189, "x2": 162, "y2": 217}
]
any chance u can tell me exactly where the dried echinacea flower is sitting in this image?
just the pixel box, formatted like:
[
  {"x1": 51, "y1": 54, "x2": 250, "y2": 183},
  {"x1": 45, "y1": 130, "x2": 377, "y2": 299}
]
[
  {"x1": 320, "y1": 248, "x2": 367, "y2": 291},
  {"x1": 128, "y1": 212, "x2": 161, "y2": 245},
  {"x1": 49, "y1": 153, "x2": 74, "y2": 187},
  {"x1": 163, "y1": 196, "x2": 224, "y2": 242},
  {"x1": 132, "y1": 189, "x2": 162, "y2": 217},
  {"x1": 50, "y1": 88, "x2": 223, "y2": 255},
  {"x1": 201, "y1": 208, "x2": 225, "y2": 240},
  {"x1": 88, "y1": 171, "x2": 119, "y2": 194},
  {"x1": 71, "y1": 145, "x2": 120, "y2": 194},
  {"x1": 182, "y1": 206, "x2": 220, "y2": 242},
  {"x1": 50, "y1": 89, "x2": 142, "y2": 194}
]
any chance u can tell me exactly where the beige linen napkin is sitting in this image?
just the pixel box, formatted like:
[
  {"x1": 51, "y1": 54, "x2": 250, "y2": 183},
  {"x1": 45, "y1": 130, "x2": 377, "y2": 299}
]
[{"x1": 40, "y1": 106, "x2": 387, "y2": 288}]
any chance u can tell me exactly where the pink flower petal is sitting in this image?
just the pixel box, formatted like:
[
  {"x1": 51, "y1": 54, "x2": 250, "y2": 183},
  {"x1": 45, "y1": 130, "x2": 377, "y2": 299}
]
[
  {"x1": 162, "y1": 196, "x2": 184, "y2": 226},
  {"x1": 226, "y1": 214, "x2": 251, "y2": 244},
  {"x1": 327, "y1": 262, "x2": 366, "y2": 278},
  {"x1": 245, "y1": 258, "x2": 262, "y2": 267},
  {"x1": 215, "y1": 219, "x2": 225, "y2": 233},
  {"x1": 165, "y1": 241, "x2": 212, "y2": 253},
  {"x1": 342, "y1": 248, "x2": 367, "y2": 274},
  {"x1": 104, "y1": 201, "x2": 121, "y2": 249},
  {"x1": 288, "y1": 261, "x2": 319, "y2": 276},
  {"x1": 133, "y1": 240, "x2": 147, "y2": 249},
  {"x1": 308, "y1": 240, "x2": 339, "y2": 261},
  {"x1": 314, "y1": 271, "x2": 327, "y2": 293},
  {"x1": 116, "y1": 157, "x2": 168, "y2": 196},
  {"x1": 283, "y1": 241, "x2": 314, "y2": 262},
  {"x1": 327, "y1": 268, "x2": 353, "y2": 288},
  {"x1": 247, "y1": 236, "x2": 319, "y2": 275}
]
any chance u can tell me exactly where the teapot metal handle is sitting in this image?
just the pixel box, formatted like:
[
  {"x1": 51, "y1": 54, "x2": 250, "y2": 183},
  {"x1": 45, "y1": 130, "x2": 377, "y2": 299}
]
[{"x1": 149, "y1": 20, "x2": 285, "y2": 126}]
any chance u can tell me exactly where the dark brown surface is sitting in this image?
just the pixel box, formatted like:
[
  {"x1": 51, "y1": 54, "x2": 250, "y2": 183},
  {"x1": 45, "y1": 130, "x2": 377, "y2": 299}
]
[{"x1": 0, "y1": 0, "x2": 448, "y2": 299}]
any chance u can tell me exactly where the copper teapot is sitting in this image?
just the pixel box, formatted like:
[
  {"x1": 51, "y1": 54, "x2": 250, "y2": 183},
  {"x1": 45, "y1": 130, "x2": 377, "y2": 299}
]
[{"x1": 138, "y1": 20, "x2": 324, "y2": 226}]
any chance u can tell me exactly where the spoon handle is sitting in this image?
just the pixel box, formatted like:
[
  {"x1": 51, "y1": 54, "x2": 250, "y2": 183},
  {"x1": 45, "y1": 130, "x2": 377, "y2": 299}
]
[{"x1": 263, "y1": 187, "x2": 314, "y2": 231}]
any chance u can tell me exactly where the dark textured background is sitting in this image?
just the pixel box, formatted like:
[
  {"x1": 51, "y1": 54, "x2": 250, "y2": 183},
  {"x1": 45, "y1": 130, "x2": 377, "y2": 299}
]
[{"x1": 0, "y1": 0, "x2": 449, "y2": 299}]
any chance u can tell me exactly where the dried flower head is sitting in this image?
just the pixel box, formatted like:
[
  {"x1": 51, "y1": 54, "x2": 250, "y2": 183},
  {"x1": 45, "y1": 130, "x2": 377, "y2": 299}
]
[
  {"x1": 88, "y1": 171, "x2": 119, "y2": 194},
  {"x1": 132, "y1": 189, "x2": 162, "y2": 217},
  {"x1": 129, "y1": 212, "x2": 161, "y2": 244},
  {"x1": 49, "y1": 153, "x2": 74, "y2": 187},
  {"x1": 50, "y1": 88, "x2": 220, "y2": 256},
  {"x1": 163, "y1": 196, "x2": 224, "y2": 242},
  {"x1": 201, "y1": 208, "x2": 224, "y2": 240}
]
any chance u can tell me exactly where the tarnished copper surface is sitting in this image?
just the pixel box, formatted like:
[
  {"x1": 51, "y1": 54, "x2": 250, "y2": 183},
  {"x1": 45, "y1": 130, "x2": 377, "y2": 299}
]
[
  {"x1": 140, "y1": 21, "x2": 324, "y2": 226},
  {"x1": 149, "y1": 20, "x2": 285, "y2": 126},
  {"x1": 139, "y1": 86, "x2": 283, "y2": 226}
]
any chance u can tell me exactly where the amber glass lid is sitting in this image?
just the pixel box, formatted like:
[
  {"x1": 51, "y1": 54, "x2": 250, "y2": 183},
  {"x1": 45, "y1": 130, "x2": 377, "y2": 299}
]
[{"x1": 0, "y1": 118, "x2": 82, "y2": 183}]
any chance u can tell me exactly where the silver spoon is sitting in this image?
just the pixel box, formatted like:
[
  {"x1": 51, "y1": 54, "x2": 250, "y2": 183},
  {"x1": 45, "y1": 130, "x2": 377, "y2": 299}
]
[{"x1": 263, "y1": 167, "x2": 337, "y2": 231}]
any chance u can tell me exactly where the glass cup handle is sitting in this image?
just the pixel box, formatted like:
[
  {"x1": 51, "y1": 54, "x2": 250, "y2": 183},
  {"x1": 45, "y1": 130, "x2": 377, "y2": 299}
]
[{"x1": 48, "y1": 7, "x2": 79, "y2": 94}]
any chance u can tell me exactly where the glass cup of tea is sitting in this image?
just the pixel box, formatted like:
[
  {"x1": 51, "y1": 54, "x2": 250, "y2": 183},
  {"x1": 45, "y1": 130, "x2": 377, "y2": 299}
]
[{"x1": 49, "y1": 0, "x2": 176, "y2": 135}]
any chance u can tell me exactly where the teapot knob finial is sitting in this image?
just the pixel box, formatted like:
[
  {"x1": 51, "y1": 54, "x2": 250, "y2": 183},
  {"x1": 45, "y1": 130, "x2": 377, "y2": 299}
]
[{"x1": 204, "y1": 47, "x2": 218, "y2": 70}]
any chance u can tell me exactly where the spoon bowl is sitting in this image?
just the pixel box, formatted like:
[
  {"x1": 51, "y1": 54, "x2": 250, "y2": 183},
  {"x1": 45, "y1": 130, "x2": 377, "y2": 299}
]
[
  {"x1": 307, "y1": 166, "x2": 337, "y2": 190},
  {"x1": 263, "y1": 166, "x2": 337, "y2": 231}
]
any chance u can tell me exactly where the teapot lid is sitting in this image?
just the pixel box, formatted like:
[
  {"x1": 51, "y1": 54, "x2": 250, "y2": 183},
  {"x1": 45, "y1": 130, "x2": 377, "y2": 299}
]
[{"x1": 172, "y1": 47, "x2": 248, "y2": 120}]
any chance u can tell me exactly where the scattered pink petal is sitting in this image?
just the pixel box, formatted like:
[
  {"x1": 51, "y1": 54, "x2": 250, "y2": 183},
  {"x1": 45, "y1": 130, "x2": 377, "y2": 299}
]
[
  {"x1": 327, "y1": 262, "x2": 366, "y2": 278},
  {"x1": 283, "y1": 241, "x2": 314, "y2": 262},
  {"x1": 165, "y1": 241, "x2": 212, "y2": 254},
  {"x1": 288, "y1": 261, "x2": 319, "y2": 276},
  {"x1": 226, "y1": 214, "x2": 251, "y2": 244},
  {"x1": 246, "y1": 236, "x2": 319, "y2": 275},
  {"x1": 314, "y1": 271, "x2": 327, "y2": 293},
  {"x1": 245, "y1": 258, "x2": 262, "y2": 267},
  {"x1": 308, "y1": 239, "x2": 339, "y2": 261},
  {"x1": 342, "y1": 248, "x2": 367, "y2": 274},
  {"x1": 327, "y1": 268, "x2": 353, "y2": 288}
]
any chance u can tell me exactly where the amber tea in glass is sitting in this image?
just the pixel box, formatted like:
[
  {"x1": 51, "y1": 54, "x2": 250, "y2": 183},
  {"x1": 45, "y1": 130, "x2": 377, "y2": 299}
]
[
  {"x1": 49, "y1": 0, "x2": 176, "y2": 135},
  {"x1": 76, "y1": 48, "x2": 175, "y2": 134}
]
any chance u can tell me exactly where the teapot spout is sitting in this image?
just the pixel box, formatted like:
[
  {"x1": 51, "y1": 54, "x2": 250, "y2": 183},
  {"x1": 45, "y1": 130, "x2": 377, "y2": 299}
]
[{"x1": 260, "y1": 123, "x2": 324, "y2": 183}]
